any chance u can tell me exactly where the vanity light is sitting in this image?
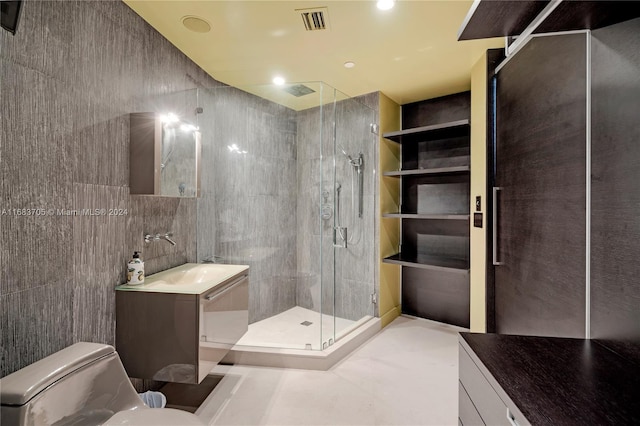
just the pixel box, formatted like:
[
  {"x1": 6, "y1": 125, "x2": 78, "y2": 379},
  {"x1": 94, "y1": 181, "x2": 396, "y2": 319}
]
[
  {"x1": 272, "y1": 76, "x2": 286, "y2": 86},
  {"x1": 377, "y1": 0, "x2": 395, "y2": 11}
]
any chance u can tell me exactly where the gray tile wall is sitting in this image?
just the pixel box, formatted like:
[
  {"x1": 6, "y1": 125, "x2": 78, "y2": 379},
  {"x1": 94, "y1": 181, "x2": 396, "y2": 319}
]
[
  {"x1": 334, "y1": 93, "x2": 379, "y2": 321},
  {"x1": 0, "y1": 1, "x2": 380, "y2": 375},
  {"x1": 1, "y1": 0, "x2": 218, "y2": 377},
  {"x1": 195, "y1": 87, "x2": 378, "y2": 326},
  {"x1": 295, "y1": 105, "x2": 325, "y2": 315},
  {"x1": 196, "y1": 87, "x2": 298, "y2": 324},
  {"x1": 296, "y1": 92, "x2": 379, "y2": 321}
]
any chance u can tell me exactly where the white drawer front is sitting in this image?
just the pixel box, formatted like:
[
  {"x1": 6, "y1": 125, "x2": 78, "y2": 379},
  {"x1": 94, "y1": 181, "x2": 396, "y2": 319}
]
[
  {"x1": 459, "y1": 344, "x2": 510, "y2": 426},
  {"x1": 459, "y1": 381, "x2": 484, "y2": 426}
]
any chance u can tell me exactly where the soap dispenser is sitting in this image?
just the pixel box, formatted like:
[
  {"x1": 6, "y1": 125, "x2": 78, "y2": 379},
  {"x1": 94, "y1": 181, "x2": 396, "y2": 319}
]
[{"x1": 126, "y1": 251, "x2": 145, "y2": 285}]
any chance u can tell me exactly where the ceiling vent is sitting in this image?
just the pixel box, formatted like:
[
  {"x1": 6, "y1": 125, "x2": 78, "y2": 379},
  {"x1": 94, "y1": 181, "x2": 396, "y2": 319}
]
[
  {"x1": 296, "y1": 7, "x2": 329, "y2": 31},
  {"x1": 282, "y1": 84, "x2": 316, "y2": 97}
]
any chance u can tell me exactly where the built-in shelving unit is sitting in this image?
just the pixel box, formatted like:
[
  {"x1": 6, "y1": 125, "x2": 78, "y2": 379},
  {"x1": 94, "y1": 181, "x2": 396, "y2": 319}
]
[
  {"x1": 383, "y1": 165, "x2": 470, "y2": 177},
  {"x1": 383, "y1": 253, "x2": 469, "y2": 274},
  {"x1": 382, "y1": 213, "x2": 469, "y2": 220},
  {"x1": 381, "y1": 116, "x2": 471, "y2": 271},
  {"x1": 380, "y1": 92, "x2": 471, "y2": 328},
  {"x1": 382, "y1": 119, "x2": 470, "y2": 144}
]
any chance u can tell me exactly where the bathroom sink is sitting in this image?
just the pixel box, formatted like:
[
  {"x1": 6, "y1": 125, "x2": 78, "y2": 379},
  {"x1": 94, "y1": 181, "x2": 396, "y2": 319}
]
[
  {"x1": 116, "y1": 263, "x2": 248, "y2": 294},
  {"x1": 115, "y1": 263, "x2": 250, "y2": 384}
]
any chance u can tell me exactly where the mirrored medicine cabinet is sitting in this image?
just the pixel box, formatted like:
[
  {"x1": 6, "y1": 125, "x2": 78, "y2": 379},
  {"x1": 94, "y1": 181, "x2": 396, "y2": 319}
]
[{"x1": 129, "y1": 112, "x2": 201, "y2": 197}]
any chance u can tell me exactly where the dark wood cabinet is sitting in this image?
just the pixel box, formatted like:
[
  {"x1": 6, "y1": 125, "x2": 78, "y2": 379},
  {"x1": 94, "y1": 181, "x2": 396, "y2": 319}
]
[
  {"x1": 494, "y1": 33, "x2": 587, "y2": 337},
  {"x1": 459, "y1": 333, "x2": 640, "y2": 425},
  {"x1": 493, "y1": 19, "x2": 640, "y2": 344},
  {"x1": 458, "y1": 0, "x2": 640, "y2": 41},
  {"x1": 382, "y1": 93, "x2": 471, "y2": 328},
  {"x1": 456, "y1": 1, "x2": 640, "y2": 419},
  {"x1": 590, "y1": 18, "x2": 640, "y2": 365}
]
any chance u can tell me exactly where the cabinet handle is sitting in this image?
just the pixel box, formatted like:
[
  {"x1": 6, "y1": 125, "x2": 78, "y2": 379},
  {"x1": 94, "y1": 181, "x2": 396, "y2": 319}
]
[
  {"x1": 204, "y1": 274, "x2": 247, "y2": 301},
  {"x1": 493, "y1": 186, "x2": 503, "y2": 266},
  {"x1": 506, "y1": 408, "x2": 519, "y2": 426}
]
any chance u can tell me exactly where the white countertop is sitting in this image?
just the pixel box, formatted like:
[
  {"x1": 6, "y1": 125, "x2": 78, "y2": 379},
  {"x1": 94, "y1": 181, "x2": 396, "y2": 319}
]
[{"x1": 115, "y1": 263, "x2": 249, "y2": 295}]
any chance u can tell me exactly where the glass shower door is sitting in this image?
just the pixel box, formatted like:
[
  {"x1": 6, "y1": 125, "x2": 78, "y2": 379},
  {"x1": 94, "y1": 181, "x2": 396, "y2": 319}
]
[
  {"x1": 321, "y1": 87, "x2": 376, "y2": 349},
  {"x1": 319, "y1": 84, "x2": 337, "y2": 350}
]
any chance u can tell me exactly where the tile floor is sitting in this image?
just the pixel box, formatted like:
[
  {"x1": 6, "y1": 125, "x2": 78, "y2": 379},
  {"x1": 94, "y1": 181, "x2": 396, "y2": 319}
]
[
  {"x1": 236, "y1": 306, "x2": 358, "y2": 350},
  {"x1": 196, "y1": 315, "x2": 462, "y2": 425}
]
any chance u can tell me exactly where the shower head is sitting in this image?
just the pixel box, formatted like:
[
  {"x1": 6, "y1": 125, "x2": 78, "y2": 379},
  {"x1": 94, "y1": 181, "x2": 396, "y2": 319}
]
[
  {"x1": 340, "y1": 147, "x2": 353, "y2": 162},
  {"x1": 338, "y1": 145, "x2": 363, "y2": 166}
]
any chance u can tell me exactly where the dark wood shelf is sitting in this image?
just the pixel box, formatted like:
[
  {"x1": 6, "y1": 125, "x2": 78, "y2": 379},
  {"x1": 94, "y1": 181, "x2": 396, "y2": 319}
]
[
  {"x1": 383, "y1": 119, "x2": 470, "y2": 144},
  {"x1": 458, "y1": 0, "x2": 640, "y2": 41},
  {"x1": 383, "y1": 253, "x2": 469, "y2": 274},
  {"x1": 383, "y1": 165, "x2": 470, "y2": 177},
  {"x1": 382, "y1": 213, "x2": 469, "y2": 220}
]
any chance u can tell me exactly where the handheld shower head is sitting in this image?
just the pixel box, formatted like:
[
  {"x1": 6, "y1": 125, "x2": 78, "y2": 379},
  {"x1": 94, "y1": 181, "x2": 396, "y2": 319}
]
[{"x1": 340, "y1": 147, "x2": 353, "y2": 162}]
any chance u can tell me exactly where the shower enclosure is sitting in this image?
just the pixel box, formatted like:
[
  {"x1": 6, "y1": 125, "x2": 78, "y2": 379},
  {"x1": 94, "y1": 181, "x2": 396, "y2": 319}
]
[{"x1": 194, "y1": 82, "x2": 377, "y2": 350}]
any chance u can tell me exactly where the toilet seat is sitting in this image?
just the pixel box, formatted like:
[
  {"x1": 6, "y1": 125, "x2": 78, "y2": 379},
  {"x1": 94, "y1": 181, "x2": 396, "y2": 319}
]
[{"x1": 104, "y1": 408, "x2": 205, "y2": 425}]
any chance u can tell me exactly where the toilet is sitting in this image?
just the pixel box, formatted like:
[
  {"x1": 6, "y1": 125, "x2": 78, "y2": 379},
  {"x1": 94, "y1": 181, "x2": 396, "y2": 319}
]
[{"x1": 0, "y1": 342, "x2": 205, "y2": 425}]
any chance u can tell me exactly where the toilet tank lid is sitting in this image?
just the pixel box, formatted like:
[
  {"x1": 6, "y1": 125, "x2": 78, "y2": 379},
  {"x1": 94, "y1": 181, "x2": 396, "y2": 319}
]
[{"x1": 0, "y1": 342, "x2": 115, "y2": 406}]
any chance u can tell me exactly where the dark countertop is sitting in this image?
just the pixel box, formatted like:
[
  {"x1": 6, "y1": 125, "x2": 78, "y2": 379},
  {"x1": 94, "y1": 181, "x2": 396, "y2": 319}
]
[{"x1": 460, "y1": 333, "x2": 640, "y2": 425}]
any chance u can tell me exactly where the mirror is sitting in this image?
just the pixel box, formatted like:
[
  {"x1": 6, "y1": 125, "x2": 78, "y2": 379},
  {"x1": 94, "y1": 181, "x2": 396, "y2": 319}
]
[{"x1": 130, "y1": 112, "x2": 201, "y2": 197}]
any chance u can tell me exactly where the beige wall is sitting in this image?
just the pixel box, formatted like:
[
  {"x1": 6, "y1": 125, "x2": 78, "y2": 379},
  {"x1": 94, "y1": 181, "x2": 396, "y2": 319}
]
[
  {"x1": 378, "y1": 93, "x2": 402, "y2": 327},
  {"x1": 469, "y1": 53, "x2": 488, "y2": 332}
]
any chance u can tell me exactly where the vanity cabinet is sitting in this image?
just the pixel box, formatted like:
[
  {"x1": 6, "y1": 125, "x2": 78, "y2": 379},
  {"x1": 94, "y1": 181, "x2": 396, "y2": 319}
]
[
  {"x1": 381, "y1": 93, "x2": 471, "y2": 328},
  {"x1": 459, "y1": 332, "x2": 640, "y2": 425},
  {"x1": 459, "y1": 336, "x2": 527, "y2": 426},
  {"x1": 115, "y1": 265, "x2": 249, "y2": 384}
]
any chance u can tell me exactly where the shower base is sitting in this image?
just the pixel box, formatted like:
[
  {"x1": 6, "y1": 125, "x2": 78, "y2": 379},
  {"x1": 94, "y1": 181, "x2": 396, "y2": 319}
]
[
  {"x1": 236, "y1": 306, "x2": 356, "y2": 350},
  {"x1": 222, "y1": 307, "x2": 380, "y2": 370}
]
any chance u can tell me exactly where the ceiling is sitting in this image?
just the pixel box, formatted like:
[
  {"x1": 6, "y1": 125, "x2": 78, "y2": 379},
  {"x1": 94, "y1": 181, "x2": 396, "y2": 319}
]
[{"x1": 123, "y1": 0, "x2": 503, "y2": 109}]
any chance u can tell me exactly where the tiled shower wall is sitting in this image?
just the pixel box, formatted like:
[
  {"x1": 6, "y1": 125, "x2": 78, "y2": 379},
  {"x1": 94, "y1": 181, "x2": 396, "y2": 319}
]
[
  {"x1": 195, "y1": 87, "x2": 379, "y2": 325},
  {"x1": 196, "y1": 88, "x2": 298, "y2": 324},
  {"x1": 0, "y1": 0, "x2": 220, "y2": 377},
  {"x1": 296, "y1": 93, "x2": 379, "y2": 321},
  {"x1": 335, "y1": 92, "x2": 379, "y2": 321}
]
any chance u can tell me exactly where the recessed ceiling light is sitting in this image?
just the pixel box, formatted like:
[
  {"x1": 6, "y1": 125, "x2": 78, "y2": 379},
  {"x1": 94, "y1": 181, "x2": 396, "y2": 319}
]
[
  {"x1": 344, "y1": 61, "x2": 356, "y2": 69},
  {"x1": 377, "y1": 0, "x2": 395, "y2": 11},
  {"x1": 182, "y1": 16, "x2": 211, "y2": 33},
  {"x1": 273, "y1": 76, "x2": 286, "y2": 86}
]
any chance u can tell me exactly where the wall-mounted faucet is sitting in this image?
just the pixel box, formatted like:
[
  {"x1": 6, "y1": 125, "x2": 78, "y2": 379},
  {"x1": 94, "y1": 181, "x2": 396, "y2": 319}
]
[
  {"x1": 163, "y1": 233, "x2": 176, "y2": 245},
  {"x1": 202, "y1": 255, "x2": 225, "y2": 264},
  {"x1": 144, "y1": 232, "x2": 176, "y2": 246}
]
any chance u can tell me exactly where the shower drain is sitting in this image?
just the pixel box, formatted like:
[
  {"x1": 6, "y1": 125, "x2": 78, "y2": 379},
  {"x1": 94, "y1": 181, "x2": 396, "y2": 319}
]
[{"x1": 300, "y1": 321, "x2": 313, "y2": 326}]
